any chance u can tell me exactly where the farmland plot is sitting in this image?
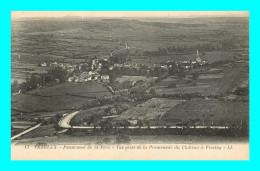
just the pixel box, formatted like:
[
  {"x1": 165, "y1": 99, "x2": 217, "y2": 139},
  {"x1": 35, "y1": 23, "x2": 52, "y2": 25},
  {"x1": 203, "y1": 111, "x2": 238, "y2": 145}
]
[
  {"x1": 137, "y1": 98, "x2": 185, "y2": 108},
  {"x1": 116, "y1": 107, "x2": 169, "y2": 120},
  {"x1": 116, "y1": 76, "x2": 157, "y2": 84},
  {"x1": 155, "y1": 84, "x2": 210, "y2": 95},
  {"x1": 197, "y1": 73, "x2": 224, "y2": 80},
  {"x1": 153, "y1": 72, "x2": 225, "y2": 96}
]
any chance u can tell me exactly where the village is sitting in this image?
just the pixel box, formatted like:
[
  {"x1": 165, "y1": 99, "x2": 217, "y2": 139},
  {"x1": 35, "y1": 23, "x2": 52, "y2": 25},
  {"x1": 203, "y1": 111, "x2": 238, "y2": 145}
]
[{"x1": 32, "y1": 47, "x2": 207, "y2": 87}]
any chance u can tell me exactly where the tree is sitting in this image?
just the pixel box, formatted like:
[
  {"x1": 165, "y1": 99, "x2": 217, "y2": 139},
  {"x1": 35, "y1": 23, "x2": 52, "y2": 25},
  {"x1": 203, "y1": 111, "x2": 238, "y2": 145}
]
[
  {"x1": 139, "y1": 65, "x2": 148, "y2": 75},
  {"x1": 168, "y1": 83, "x2": 177, "y2": 88},
  {"x1": 109, "y1": 72, "x2": 117, "y2": 85},
  {"x1": 192, "y1": 73, "x2": 200, "y2": 80},
  {"x1": 11, "y1": 80, "x2": 19, "y2": 94},
  {"x1": 149, "y1": 89, "x2": 156, "y2": 96},
  {"x1": 100, "y1": 60, "x2": 110, "y2": 75},
  {"x1": 46, "y1": 67, "x2": 68, "y2": 84},
  {"x1": 178, "y1": 67, "x2": 186, "y2": 79},
  {"x1": 26, "y1": 74, "x2": 39, "y2": 90}
]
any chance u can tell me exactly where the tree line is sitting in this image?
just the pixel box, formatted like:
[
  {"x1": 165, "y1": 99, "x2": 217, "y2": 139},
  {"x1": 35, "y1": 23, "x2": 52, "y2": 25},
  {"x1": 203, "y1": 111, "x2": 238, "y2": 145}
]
[
  {"x1": 12, "y1": 67, "x2": 68, "y2": 94},
  {"x1": 143, "y1": 37, "x2": 248, "y2": 56}
]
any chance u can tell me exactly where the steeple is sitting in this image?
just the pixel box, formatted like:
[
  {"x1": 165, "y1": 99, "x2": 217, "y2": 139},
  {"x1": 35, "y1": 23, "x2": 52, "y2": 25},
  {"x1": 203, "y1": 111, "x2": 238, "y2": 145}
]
[{"x1": 196, "y1": 49, "x2": 202, "y2": 63}]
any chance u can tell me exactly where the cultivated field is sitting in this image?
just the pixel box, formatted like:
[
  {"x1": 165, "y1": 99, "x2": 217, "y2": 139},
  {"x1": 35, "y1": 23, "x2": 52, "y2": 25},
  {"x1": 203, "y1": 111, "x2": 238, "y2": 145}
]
[
  {"x1": 116, "y1": 107, "x2": 169, "y2": 121},
  {"x1": 155, "y1": 85, "x2": 210, "y2": 95},
  {"x1": 116, "y1": 76, "x2": 157, "y2": 84},
  {"x1": 152, "y1": 73, "x2": 220, "y2": 96},
  {"x1": 116, "y1": 98, "x2": 185, "y2": 121},
  {"x1": 151, "y1": 61, "x2": 249, "y2": 97},
  {"x1": 137, "y1": 98, "x2": 185, "y2": 108}
]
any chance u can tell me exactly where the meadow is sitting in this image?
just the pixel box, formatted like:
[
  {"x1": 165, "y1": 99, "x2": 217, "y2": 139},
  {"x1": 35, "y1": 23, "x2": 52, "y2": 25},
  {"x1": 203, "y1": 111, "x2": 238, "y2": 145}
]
[
  {"x1": 28, "y1": 82, "x2": 111, "y2": 97},
  {"x1": 161, "y1": 99, "x2": 249, "y2": 127},
  {"x1": 11, "y1": 82, "x2": 112, "y2": 113}
]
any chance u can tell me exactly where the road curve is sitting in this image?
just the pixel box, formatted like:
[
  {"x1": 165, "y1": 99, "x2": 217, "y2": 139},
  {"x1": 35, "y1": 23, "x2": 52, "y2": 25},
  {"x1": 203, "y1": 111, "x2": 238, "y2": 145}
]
[{"x1": 58, "y1": 111, "x2": 80, "y2": 128}]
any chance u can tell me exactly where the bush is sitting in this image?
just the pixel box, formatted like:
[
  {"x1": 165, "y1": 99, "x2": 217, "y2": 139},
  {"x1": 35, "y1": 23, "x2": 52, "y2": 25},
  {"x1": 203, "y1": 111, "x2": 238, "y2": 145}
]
[
  {"x1": 168, "y1": 83, "x2": 177, "y2": 88},
  {"x1": 234, "y1": 87, "x2": 249, "y2": 96},
  {"x1": 149, "y1": 89, "x2": 156, "y2": 96}
]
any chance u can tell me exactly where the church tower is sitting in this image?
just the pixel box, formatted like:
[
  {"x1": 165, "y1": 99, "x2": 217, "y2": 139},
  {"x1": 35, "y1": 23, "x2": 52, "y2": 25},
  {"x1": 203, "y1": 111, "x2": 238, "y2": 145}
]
[{"x1": 196, "y1": 49, "x2": 202, "y2": 63}]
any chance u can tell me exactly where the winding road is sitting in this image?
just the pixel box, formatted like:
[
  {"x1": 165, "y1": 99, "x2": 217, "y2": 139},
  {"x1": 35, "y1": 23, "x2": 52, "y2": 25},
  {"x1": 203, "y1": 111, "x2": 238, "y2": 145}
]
[{"x1": 58, "y1": 111, "x2": 81, "y2": 128}]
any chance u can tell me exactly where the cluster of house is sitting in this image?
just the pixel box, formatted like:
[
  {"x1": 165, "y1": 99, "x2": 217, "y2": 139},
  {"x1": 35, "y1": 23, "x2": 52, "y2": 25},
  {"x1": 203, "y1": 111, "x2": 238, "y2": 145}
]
[
  {"x1": 108, "y1": 63, "x2": 141, "y2": 71},
  {"x1": 67, "y1": 58, "x2": 110, "y2": 83},
  {"x1": 40, "y1": 61, "x2": 88, "y2": 72},
  {"x1": 159, "y1": 50, "x2": 208, "y2": 71},
  {"x1": 38, "y1": 49, "x2": 207, "y2": 84},
  {"x1": 68, "y1": 71, "x2": 109, "y2": 83},
  {"x1": 39, "y1": 58, "x2": 110, "y2": 83}
]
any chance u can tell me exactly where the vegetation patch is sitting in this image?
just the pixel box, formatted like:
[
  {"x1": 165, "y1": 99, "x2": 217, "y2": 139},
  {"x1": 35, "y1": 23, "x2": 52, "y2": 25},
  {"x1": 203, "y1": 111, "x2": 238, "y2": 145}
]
[{"x1": 161, "y1": 99, "x2": 249, "y2": 127}]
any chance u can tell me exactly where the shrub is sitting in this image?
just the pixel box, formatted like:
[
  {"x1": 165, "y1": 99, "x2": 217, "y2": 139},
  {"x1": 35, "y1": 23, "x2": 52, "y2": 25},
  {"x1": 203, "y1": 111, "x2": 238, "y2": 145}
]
[{"x1": 168, "y1": 83, "x2": 177, "y2": 88}]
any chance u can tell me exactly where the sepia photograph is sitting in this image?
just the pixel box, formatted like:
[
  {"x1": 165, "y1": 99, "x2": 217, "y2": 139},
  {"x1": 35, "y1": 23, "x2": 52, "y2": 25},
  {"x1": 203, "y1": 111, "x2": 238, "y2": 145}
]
[{"x1": 10, "y1": 11, "x2": 249, "y2": 160}]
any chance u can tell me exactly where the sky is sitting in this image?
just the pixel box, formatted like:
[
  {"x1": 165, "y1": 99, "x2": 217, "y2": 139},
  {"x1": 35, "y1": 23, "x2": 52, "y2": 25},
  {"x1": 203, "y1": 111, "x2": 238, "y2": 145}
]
[{"x1": 11, "y1": 11, "x2": 249, "y2": 18}]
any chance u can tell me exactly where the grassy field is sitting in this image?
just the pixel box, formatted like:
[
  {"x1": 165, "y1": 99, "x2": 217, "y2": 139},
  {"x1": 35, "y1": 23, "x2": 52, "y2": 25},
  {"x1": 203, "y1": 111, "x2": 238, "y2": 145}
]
[
  {"x1": 28, "y1": 82, "x2": 111, "y2": 97},
  {"x1": 155, "y1": 76, "x2": 186, "y2": 87},
  {"x1": 11, "y1": 121, "x2": 36, "y2": 129},
  {"x1": 11, "y1": 82, "x2": 112, "y2": 113},
  {"x1": 115, "y1": 76, "x2": 157, "y2": 84},
  {"x1": 152, "y1": 74, "x2": 214, "y2": 96},
  {"x1": 20, "y1": 124, "x2": 57, "y2": 139},
  {"x1": 11, "y1": 93, "x2": 93, "y2": 113},
  {"x1": 161, "y1": 99, "x2": 249, "y2": 126},
  {"x1": 198, "y1": 73, "x2": 224, "y2": 79}
]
